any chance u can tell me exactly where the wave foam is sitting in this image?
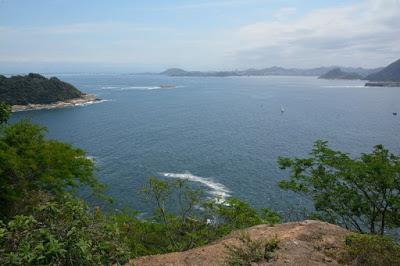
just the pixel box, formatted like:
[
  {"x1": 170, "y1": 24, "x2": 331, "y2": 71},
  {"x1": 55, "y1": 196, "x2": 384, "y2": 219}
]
[
  {"x1": 160, "y1": 172, "x2": 231, "y2": 203},
  {"x1": 100, "y1": 85, "x2": 184, "y2": 91},
  {"x1": 121, "y1": 86, "x2": 161, "y2": 90},
  {"x1": 75, "y1": 99, "x2": 110, "y2": 107}
]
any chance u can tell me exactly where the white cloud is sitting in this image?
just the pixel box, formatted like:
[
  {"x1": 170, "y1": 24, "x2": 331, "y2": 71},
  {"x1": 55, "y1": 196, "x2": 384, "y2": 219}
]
[
  {"x1": 273, "y1": 7, "x2": 297, "y2": 21},
  {"x1": 233, "y1": 0, "x2": 400, "y2": 68},
  {"x1": 0, "y1": 0, "x2": 399, "y2": 70}
]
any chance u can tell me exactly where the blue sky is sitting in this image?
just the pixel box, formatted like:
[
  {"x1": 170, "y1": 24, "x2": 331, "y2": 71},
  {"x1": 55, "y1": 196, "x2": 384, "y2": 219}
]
[{"x1": 0, "y1": 0, "x2": 399, "y2": 73}]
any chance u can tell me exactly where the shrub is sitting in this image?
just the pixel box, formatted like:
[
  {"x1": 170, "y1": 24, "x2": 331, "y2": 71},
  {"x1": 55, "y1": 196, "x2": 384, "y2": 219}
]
[
  {"x1": 342, "y1": 233, "x2": 400, "y2": 266},
  {"x1": 278, "y1": 140, "x2": 400, "y2": 235},
  {"x1": 224, "y1": 232, "x2": 279, "y2": 266},
  {"x1": 0, "y1": 194, "x2": 131, "y2": 265}
]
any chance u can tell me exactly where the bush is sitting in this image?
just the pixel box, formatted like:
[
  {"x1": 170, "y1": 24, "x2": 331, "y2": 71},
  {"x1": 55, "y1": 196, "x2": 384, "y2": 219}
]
[
  {"x1": 204, "y1": 197, "x2": 280, "y2": 232},
  {"x1": 224, "y1": 232, "x2": 279, "y2": 266},
  {"x1": 342, "y1": 233, "x2": 400, "y2": 266},
  {"x1": 278, "y1": 140, "x2": 400, "y2": 235},
  {"x1": 0, "y1": 194, "x2": 131, "y2": 265}
]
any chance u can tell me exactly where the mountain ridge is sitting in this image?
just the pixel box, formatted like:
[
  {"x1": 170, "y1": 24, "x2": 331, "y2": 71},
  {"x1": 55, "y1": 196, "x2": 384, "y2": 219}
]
[
  {"x1": 365, "y1": 58, "x2": 400, "y2": 82},
  {"x1": 318, "y1": 68, "x2": 364, "y2": 80},
  {"x1": 160, "y1": 66, "x2": 381, "y2": 77}
]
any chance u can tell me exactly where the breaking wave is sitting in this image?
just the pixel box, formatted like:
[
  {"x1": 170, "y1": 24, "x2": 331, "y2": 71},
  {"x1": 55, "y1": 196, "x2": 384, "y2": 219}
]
[
  {"x1": 100, "y1": 85, "x2": 184, "y2": 91},
  {"x1": 160, "y1": 172, "x2": 231, "y2": 203},
  {"x1": 75, "y1": 99, "x2": 110, "y2": 107}
]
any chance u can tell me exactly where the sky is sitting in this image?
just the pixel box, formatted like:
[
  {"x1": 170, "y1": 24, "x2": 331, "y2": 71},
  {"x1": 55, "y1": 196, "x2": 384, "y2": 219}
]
[{"x1": 0, "y1": 0, "x2": 399, "y2": 73}]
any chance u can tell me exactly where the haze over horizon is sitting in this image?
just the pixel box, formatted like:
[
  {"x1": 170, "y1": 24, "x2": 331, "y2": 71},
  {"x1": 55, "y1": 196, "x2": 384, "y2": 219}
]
[{"x1": 0, "y1": 0, "x2": 399, "y2": 73}]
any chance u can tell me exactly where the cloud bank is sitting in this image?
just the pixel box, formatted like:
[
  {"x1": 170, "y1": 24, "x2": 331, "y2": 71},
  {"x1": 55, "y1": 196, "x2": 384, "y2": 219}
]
[
  {"x1": 233, "y1": 0, "x2": 400, "y2": 68},
  {"x1": 0, "y1": 0, "x2": 399, "y2": 71}
]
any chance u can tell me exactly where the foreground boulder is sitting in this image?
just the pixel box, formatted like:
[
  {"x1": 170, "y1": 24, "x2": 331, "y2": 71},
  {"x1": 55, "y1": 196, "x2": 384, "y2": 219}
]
[{"x1": 134, "y1": 220, "x2": 350, "y2": 266}]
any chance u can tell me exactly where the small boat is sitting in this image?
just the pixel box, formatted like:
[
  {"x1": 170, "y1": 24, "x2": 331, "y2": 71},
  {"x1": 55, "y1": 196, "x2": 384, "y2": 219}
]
[
  {"x1": 393, "y1": 112, "x2": 398, "y2": 116},
  {"x1": 281, "y1": 106, "x2": 285, "y2": 113}
]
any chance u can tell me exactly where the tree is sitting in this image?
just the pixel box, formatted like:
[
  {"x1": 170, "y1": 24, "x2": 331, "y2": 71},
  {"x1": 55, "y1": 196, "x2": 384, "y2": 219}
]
[
  {"x1": 0, "y1": 102, "x2": 11, "y2": 125},
  {"x1": 0, "y1": 118, "x2": 102, "y2": 218},
  {"x1": 278, "y1": 140, "x2": 400, "y2": 235}
]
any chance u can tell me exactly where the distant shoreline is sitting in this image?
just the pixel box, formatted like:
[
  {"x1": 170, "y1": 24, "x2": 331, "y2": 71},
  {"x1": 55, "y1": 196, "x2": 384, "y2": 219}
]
[
  {"x1": 12, "y1": 94, "x2": 102, "y2": 112},
  {"x1": 365, "y1": 81, "x2": 400, "y2": 87}
]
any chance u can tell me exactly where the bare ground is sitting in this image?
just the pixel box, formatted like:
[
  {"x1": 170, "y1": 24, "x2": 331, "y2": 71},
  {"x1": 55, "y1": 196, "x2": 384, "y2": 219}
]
[{"x1": 132, "y1": 220, "x2": 350, "y2": 266}]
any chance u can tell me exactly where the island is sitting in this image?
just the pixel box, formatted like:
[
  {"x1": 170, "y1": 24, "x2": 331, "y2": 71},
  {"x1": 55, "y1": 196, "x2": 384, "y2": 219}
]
[
  {"x1": 364, "y1": 58, "x2": 400, "y2": 87},
  {"x1": 318, "y1": 68, "x2": 364, "y2": 80},
  {"x1": 0, "y1": 73, "x2": 101, "y2": 112}
]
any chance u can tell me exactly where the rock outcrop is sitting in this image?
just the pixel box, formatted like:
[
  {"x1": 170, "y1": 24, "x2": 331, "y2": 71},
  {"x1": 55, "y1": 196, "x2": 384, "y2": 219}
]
[{"x1": 133, "y1": 220, "x2": 350, "y2": 266}]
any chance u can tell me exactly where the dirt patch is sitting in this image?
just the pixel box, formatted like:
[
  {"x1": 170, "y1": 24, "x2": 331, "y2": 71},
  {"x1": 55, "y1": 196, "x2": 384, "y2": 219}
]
[{"x1": 133, "y1": 220, "x2": 350, "y2": 266}]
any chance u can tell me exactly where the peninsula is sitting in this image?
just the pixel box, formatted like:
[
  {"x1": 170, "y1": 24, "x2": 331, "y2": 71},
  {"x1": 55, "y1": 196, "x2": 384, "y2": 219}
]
[
  {"x1": 0, "y1": 73, "x2": 101, "y2": 112},
  {"x1": 364, "y1": 58, "x2": 400, "y2": 87}
]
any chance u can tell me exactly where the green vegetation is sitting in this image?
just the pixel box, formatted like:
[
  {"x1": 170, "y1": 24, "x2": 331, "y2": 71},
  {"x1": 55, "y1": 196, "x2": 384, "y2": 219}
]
[
  {"x1": 224, "y1": 232, "x2": 279, "y2": 266},
  {"x1": 278, "y1": 140, "x2": 400, "y2": 235},
  {"x1": 0, "y1": 195, "x2": 131, "y2": 265},
  {"x1": 342, "y1": 233, "x2": 400, "y2": 266},
  {"x1": 0, "y1": 73, "x2": 82, "y2": 105},
  {"x1": 0, "y1": 117, "x2": 100, "y2": 218},
  {"x1": 1, "y1": 101, "x2": 398, "y2": 264},
  {"x1": 0, "y1": 102, "x2": 280, "y2": 265}
]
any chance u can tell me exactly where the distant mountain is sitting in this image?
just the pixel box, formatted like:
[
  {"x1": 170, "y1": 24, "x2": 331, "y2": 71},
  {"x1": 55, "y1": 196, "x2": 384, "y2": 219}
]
[
  {"x1": 318, "y1": 68, "x2": 364, "y2": 80},
  {"x1": 160, "y1": 66, "x2": 381, "y2": 77},
  {"x1": 160, "y1": 68, "x2": 190, "y2": 76},
  {"x1": 365, "y1": 58, "x2": 400, "y2": 82},
  {"x1": 160, "y1": 68, "x2": 240, "y2": 77},
  {"x1": 0, "y1": 73, "x2": 83, "y2": 105}
]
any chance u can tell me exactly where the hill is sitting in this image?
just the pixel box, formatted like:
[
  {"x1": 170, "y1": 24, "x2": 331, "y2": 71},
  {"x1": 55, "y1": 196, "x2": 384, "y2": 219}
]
[
  {"x1": 318, "y1": 68, "x2": 364, "y2": 80},
  {"x1": 160, "y1": 66, "x2": 380, "y2": 77},
  {"x1": 0, "y1": 73, "x2": 83, "y2": 105},
  {"x1": 160, "y1": 68, "x2": 240, "y2": 77},
  {"x1": 365, "y1": 58, "x2": 400, "y2": 82},
  {"x1": 134, "y1": 220, "x2": 350, "y2": 266}
]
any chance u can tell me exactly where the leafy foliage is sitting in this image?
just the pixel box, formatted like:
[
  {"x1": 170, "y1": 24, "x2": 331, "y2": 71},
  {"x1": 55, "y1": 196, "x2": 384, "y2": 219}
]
[
  {"x1": 278, "y1": 140, "x2": 400, "y2": 234},
  {"x1": 0, "y1": 114, "x2": 280, "y2": 263},
  {"x1": 0, "y1": 73, "x2": 82, "y2": 105},
  {"x1": 0, "y1": 118, "x2": 102, "y2": 218},
  {"x1": 127, "y1": 177, "x2": 281, "y2": 256},
  {"x1": 342, "y1": 233, "x2": 400, "y2": 266},
  {"x1": 204, "y1": 197, "x2": 280, "y2": 233},
  {"x1": 0, "y1": 102, "x2": 11, "y2": 125},
  {"x1": 12, "y1": 100, "x2": 399, "y2": 264},
  {"x1": 0, "y1": 194, "x2": 131, "y2": 265},
  {"x1": 224, "y1": 232, "x2": 279, "y2": 266}
]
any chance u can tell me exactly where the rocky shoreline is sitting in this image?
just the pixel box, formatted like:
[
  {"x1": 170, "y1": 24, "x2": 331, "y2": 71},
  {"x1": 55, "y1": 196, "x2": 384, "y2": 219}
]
[
  {"x1": 12, "y1": 94, "x2": 103, "y2": 112},
  {"x1": 365, "y1": 81, "x2": 400, "y2": 87}
]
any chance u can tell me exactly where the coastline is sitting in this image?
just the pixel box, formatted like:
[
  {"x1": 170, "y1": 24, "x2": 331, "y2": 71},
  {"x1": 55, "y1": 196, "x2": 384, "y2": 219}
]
[
  {"x1": 365, "y1": 81, "x2": 400, "y2": 87},
  {"x1": 12, "y1": 94, "x2": 103, "y2": 112}
]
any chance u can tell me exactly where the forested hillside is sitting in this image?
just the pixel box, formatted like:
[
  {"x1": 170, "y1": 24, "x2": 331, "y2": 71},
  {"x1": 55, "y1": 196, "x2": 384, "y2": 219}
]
[{"x1": 0, "y1": 73, "x2": 82, "y2": 105}]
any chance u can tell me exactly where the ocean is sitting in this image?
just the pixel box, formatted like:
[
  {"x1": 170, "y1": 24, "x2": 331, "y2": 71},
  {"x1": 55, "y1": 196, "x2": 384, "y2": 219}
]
[{"x1": 11, "y1": 74, "x2": 400, "y2": 217}]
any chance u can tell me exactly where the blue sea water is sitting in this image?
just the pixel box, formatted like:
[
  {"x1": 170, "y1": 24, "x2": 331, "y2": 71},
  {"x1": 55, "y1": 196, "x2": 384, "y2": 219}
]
[{"x1": 11, "y1": 74, "x2": 400, "y2": 216}]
